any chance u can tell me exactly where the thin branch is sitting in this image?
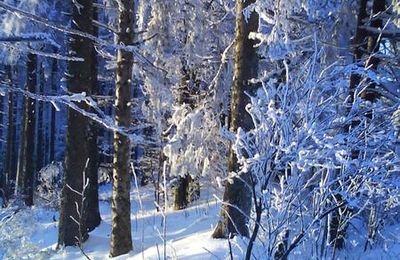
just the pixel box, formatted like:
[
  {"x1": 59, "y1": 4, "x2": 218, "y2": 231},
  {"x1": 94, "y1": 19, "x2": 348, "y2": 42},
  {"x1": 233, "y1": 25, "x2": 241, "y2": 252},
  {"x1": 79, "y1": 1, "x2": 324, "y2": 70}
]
[{"x1": 0, "y1": 2, "x2": 167, "y2": 75}]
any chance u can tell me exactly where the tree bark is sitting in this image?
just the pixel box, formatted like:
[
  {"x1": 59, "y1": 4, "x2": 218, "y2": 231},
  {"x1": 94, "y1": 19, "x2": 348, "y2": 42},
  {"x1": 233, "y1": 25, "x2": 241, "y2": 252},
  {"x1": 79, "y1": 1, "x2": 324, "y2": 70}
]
[
  {"x1": 363, "y1": 0, "x2": 385, "y2": 250},
  {"x1": 212, "y1": 0, "x2": 259, "y2": 239},
  {"x1": 36, "y1": 61, "x2": 44, "y2": 172},
  {"x1": 58, "y1": 0, "x2": 94, "y2": 247},
  {"x1": 365, "y1": 0, "x2": 385, "y2": 86},
  {"x1": 0, "y1": 70, "x2": 3, "y2": 179},
  {"x1": 0, "y1": 108, "x2": 3, "y2": 198},
  {"x1": 349, "y1": 0, "x2": 368, "y2": 102},
  {"x1": 18, "y1": 53, "x2": 37, "y2": 206},
  {"x1": 172, "y1": 62, "x2": 201, "y2": 210},
  {"x1": 10, "y1": 87, "x2": 17, "y2": 187},
  {"x1": 3, "y1": 66, "x2": 14, "y2": 206},
  {"x1": 330, "y1": 0, "x2": 369, "y2": 250},
  {"x1": 173, "y1": 175, "x2": 190, "y2": 210},
  {"x1": 109, "y1": 0, "x2": 134, "y2": 257},
  {"x1": 331, "y1": 0, "x2": 386, "y2": 250},
  {"x1": 15, "y1": 94, "x2": 26, "y2": 197},
  {"x1": 49, "y1": 57, "x2": 57, "y2": 163},
  {"x1": 83, "y1": 2, "x2": 101, "y2": 232}
]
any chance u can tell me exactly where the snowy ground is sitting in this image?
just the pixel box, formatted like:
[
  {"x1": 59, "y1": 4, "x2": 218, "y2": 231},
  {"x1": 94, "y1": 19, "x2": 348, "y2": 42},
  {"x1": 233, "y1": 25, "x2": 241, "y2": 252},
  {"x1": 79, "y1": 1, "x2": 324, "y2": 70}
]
[
  {"x1": 1, "y1": 184, "x2": 400, "y2": 259},
  {"x1": 0, "y1": 184, "x2": 242, "y2": 260}
]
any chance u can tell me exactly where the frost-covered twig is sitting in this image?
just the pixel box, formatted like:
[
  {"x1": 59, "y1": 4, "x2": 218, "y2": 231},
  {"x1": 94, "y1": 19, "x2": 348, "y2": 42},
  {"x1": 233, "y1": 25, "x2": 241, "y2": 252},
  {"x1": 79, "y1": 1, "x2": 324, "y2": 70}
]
[
  {"x1": 162, "y1": 161, "x2": 168, "y2": 260},
  {"x1": 0, "y1": 1, "x2": 167, "y2": 75},
  {"x1": 131, "y1": 162, "x2": 145, "y2": 260},
  {"x1": 66, "y1": 159, "x2": 90, "y2": 260},
  {"x1": 0, "y1": 84, "x2": 150, "y2": 145}
]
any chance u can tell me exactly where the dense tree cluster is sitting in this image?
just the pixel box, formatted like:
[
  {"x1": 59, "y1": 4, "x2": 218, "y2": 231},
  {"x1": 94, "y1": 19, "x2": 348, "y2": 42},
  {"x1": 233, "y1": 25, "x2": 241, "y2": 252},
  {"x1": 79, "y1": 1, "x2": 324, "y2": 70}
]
[{"x1": 0, "y1": 0, "x2": 399, "y2": 258}]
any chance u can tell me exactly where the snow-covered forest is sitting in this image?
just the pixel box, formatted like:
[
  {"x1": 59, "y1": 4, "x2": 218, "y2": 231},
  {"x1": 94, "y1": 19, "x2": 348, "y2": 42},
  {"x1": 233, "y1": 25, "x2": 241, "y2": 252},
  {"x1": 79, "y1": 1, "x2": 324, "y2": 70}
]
[{"x1": 0, "y1": 0, "x2": 400, "y2": 259}]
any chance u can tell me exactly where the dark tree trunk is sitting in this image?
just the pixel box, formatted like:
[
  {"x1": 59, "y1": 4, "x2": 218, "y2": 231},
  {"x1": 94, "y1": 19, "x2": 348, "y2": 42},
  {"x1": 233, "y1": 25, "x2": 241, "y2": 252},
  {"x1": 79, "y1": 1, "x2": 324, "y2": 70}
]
[
  {"x1": 330, "y1": 0, "x2": 369, "y2": 250},
  {"x1": 172, "y1": 65, "x2": 200, "y2": 210},
  {"x1": 109, "y1": 0, "x2": 134, "y2": 257},
  {"x1": 49, "y1": 57, "x2": 57, "y2": 163},
  {"x1": 212, "y1": 0, "x2": 259, "y2": 239},
  {"x1": 187, "y1": 175, "x2": 200, "y2": 203},
  {"x1": 155, "y1": 147, "x2": 166, "y2": 212},
  {"x1": 171, "y1": 18, "x2": 192, "y2": 211},
  {"x1": 173, "y1": 174, "x2": 200, "y2": 210},
  {"x1": 331, "y1": 0, "x2": 385, "y2": 250},
  {"x1": 0, "y1": 109, "x2": 3, "y2": 200},
  {"x1": 365, "y1": 0, "x2": 385, "y2": 88},
  {"x1": 36, "y1": 61, "x2": 44, "y2": 172},
  {"x1": 3, "y1": 66, "x2": 14, "y2": 206},
  {"x1": 83, "y1": 3, "x2": 101, "y2": 232},
  {"x1": 15, "y1": 98, "x2": 25, "y2": 196},
  {"x1": 58, "y1": 0, "x2": 94, "y2": 247},
  {"x1": 173, "y1": 175, "x2": 190, "y2": 210},
  {"x1": 10, "y1": 86, "x2": 18, "y2": 186},
  {"x1": 0, "y1": 71, "x2": 3, "y2": 178},
  {"x1": 19, "y1": 53, "x2": 37, "y2": 206},
  {"x1": 363, "y1": 0, "x2": 385, "y2": 250},
  {"x1": 348, "y1": 0, "x2": 369, "y2": 102}
]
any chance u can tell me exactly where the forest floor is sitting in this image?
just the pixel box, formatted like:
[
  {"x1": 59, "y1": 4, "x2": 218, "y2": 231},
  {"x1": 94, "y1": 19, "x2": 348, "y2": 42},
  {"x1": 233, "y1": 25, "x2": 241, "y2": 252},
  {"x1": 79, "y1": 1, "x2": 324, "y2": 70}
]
[
  {"x1": 1, "y1": 183, "x2": 400, "y2": 259},
  {"x1": 0, "y1": 184, "x2": 240, "y2": 259}
]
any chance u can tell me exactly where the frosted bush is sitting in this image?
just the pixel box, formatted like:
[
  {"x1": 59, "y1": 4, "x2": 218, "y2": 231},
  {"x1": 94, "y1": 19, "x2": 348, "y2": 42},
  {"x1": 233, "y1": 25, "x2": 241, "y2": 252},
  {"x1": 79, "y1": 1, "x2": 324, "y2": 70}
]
[
  {"x1": 234, "y1": 46, "x2": 400, "y2": 258},
  {"x1": 35, "y1": 162, "x2": 63, "y2": 209},
  {"x1": 0, "y1": 207, "x2": 54, "y2": 260}
]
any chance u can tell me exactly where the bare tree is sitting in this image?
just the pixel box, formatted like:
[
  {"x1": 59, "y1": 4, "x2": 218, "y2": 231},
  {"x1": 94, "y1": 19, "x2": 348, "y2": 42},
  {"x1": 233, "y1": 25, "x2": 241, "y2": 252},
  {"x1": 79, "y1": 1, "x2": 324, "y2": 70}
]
[
  {"x1": 109, "y1": 0, "x2": 135, "y2": 256},
  {"x1": 83, "y1": 2, "x2": 101, "y2": 232},
  {"x1": 173, "y1": 65, "x2": 201, "y2": 210},
  {"x1": 212, "y1": 0, "x2": 259, "y2": 238},
  {"x1": 2, "y1": 65, "x2": 14, "y2": 207},
  {"x1": 49, "y1": 56, "x2": 57, "y2": 163},
  {"x1": 58, "y1": 0, "x2": 94, "y2": 247},
  {"x1": 330, "y1": 0, "x2": 386, "y2": 250},
  {"x1": 36, "y1": 60, "x2": 45, "y2": 172},
  {"x1": 17, "y1": 53, "x2": 37, "y2": 206}
]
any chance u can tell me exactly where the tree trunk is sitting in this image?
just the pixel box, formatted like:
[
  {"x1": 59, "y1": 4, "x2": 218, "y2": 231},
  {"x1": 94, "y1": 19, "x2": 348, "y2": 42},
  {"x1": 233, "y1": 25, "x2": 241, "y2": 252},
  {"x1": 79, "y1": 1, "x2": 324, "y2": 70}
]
[
  {"x1": 331, "y1": 0, "x2": 385, "y2": 250},
  {"x1": 36, "y1": 61, "x2": 44, "y2": 172},
  {"x1": 83, "y1": 2, "x2": 101, "y2": 232},
  {"x1": 15, "y1": 95, "x2": 26, "y2": 197},
  {"x1": 109, "y1": 0, "x2": 134, "y2": 257},
  {"x1": 49, "y1": 57, "x2": 57, "y2": 163},
  {"x1": 362, "y1": 0, "x2": 384, "y2": 102},
  {"x1": 10, "y1": 104, "x2": 17, "y2": 181},
  {"x1": 349, "y1": 0, "x2": 368, "y2": 102},
  {"x1": 363, "y1": 0, "x2": 385, "y2": 250},
  {"x1": 187, "y1": 176, "x2": 200, "y2": 203},
  {"x1": 3, "y1": 66, "x2": 14, "y2": 207},
  {"x1": 0, "y1": 70, "x2": 4, "y2": 179},
  {"x1": 171, "y1": 14, "x2": 193, "y2": 211},
  {"x1": 212, "y1": 0, "x2": 259, "y2": 239},
  {"x1": 58, "y1": 0, "x2": 94, "y2": 247},
  {"x1": 172, "y1": 64, "x2": 201, "y2": 210},
  {"x1": 330, "y1": 0, "x2": 369, "y2": 250},
  {"x1": 173, "y1": 174, "x2": 200, "y2": 210},
  {"x1": 0, "y1": 99, "x2": 3, "y2": 198},
  {"x1": 18, "y1": 53, "x2": 37, "y2": 206},
  {"x1": 173, "y1": 175, "x2": 190, "y2": 210}
]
